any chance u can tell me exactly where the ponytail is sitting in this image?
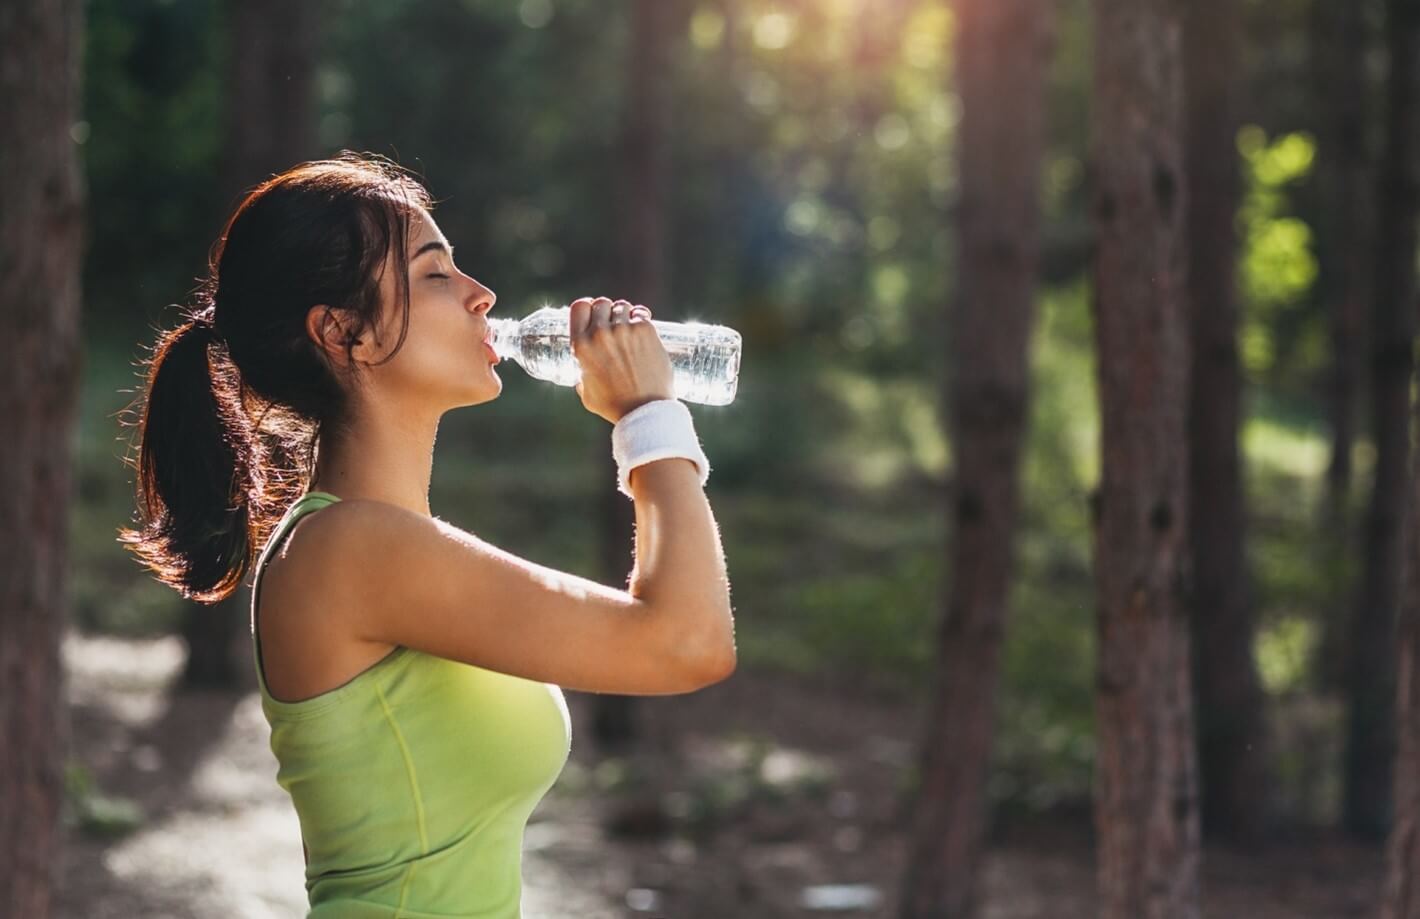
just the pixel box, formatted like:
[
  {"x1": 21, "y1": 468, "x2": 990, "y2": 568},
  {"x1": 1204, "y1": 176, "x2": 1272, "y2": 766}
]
[{"x1": 118, "y1": 308, "x2": 262, "y2": 604}]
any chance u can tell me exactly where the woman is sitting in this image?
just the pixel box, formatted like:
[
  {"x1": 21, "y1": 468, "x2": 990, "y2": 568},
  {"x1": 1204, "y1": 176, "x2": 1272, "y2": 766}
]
[{"x1": 120, "y1": 152, "x2": 735, "y2": 918}]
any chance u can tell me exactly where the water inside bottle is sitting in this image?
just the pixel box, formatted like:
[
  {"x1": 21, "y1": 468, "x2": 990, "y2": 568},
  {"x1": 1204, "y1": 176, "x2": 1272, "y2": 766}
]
[{"x1": 487, "y1": 308, "x2": 741, "y2": 405}]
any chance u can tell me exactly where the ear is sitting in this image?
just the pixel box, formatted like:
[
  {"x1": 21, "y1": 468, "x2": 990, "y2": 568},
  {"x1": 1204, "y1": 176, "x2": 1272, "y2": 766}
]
[{"x1": 306, "y1": 304, "x2": 370, "y2": 368}]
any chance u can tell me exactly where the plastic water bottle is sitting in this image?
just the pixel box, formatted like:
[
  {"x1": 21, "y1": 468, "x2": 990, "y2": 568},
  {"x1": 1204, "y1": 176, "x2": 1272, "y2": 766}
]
[{"x1": 486, "y1": 305, "x2": 742, "y2": 406}]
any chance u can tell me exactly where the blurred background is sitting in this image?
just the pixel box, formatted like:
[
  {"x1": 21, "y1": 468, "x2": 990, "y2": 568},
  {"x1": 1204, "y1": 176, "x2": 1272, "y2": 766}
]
[{"x1": 6, "y1": 0, "x2": 1416, "y2": 916}]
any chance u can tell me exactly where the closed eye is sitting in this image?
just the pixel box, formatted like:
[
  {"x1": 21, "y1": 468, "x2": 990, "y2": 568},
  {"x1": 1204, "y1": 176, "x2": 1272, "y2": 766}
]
[{"x1": 427, "y1": 273, "x2": 450, "y2": 280}]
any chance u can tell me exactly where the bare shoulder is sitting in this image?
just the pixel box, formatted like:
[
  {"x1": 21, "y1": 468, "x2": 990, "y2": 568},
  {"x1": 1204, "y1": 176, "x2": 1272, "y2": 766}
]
[
  {"x1": 270, "y1": 498, "x2": 434, "y2": 600},
  {"x1": 287, "y1": 498, "x2": 468, "y2": 577}
]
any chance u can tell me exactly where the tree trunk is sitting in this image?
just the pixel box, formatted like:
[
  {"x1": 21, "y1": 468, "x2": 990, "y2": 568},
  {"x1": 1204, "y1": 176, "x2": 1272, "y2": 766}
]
[
  {"x1": 0, "y1": 0, "x2": 86, "y2": 914},
  {"x1": 1183, "y1": 0, "x2": 1267, "y2": 844},
  {"x1": 1386, "y1": 380, "x2": 1420, "y2": 916},
  {"x1": 181, "y1": 0, "x2": 322, "y2": 690},
  {"x1": 1088, "y1": 0, "x2": 1202, "y2": 916},
  {"x1": 220, "y1": 0, "x2": 321, "y2": 201},
  {"x1": 1384, "y1": 0, "x2": 1420, "y2": 874},
  {"x1": 591, "y1": 0, "x2": 679, "y2": 751},
  {"x1": 1347, "y1": 0, "x2": 1420, "y2": 843},
  {"x1": 898, "y1": 3, "x2": 1055, "y2": 917},
  {"x1": 1311, "y1": 0, "x2": 1375, "y2": 695}
]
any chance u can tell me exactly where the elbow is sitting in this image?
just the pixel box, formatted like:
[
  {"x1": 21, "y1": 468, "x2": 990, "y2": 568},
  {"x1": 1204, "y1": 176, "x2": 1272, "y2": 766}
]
[
  {"x1": 700, "y1": 642, "x2": 737, "y2": 685},
  {"x1": 648, "y1": 595, "x2": 736, "y2": 689},
  {"x1": 691, "y1": 618, "x2": 736, "y2": 687}
]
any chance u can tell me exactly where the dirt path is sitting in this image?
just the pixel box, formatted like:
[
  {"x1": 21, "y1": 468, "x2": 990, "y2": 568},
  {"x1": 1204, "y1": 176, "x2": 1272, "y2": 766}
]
[{"x1": 56, "y1": 631, "x2": 1383, "y2": 918}]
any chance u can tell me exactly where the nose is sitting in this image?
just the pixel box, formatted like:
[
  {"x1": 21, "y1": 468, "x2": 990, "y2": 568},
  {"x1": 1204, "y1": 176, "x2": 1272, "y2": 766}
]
[{"x1": 468, "y1": 286, "x2": 495, "y2": 315}]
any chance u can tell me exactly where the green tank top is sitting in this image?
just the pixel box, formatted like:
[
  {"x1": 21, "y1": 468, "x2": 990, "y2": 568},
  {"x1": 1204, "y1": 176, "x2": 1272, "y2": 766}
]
[{"x1": 249, "y1": 491, "x2": 572, "y2": 918}]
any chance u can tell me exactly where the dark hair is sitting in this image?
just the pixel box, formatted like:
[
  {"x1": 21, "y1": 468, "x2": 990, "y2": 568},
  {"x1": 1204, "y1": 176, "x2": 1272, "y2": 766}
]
[{"x1": 118, "y1": 151, "x2": 433, "y2": 603}]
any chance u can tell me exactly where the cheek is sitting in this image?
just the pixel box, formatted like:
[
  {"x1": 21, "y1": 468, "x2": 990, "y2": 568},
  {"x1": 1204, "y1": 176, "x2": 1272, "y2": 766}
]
[
  {"x1": 406, "y1": 307, "x2": 479, "y2": 381},
  {"x1": 383, "y1": 291, "x2": 484, "y2": 386}
]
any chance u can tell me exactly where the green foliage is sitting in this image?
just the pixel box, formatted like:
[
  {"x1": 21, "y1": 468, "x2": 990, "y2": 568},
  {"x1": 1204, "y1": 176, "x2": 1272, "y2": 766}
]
[
  {"x1": 1243, "y1": 398, "x2": 1344, "y2": 699},
  {"x1": 64, "y1": 761, "x2": 146, "y2": 840},
  {"x1": 83, "y1": 0, "x2": 224, "y2": 337},
  {"x1": 792, "y1": 549, "x2": 940, "y2": 684},
  {"x1": 1257, "y1": 617, "x2": 1317, "y2": 694},
  {"x1": 993, "y1": 279, "x2": 1099, "y2": 811},
  {"x1": 74, "y1": 333, "x2": 187, "y2": 635},
  {"x1": 1236, "y1": 127, "x2": 1321, "y2": 385}
]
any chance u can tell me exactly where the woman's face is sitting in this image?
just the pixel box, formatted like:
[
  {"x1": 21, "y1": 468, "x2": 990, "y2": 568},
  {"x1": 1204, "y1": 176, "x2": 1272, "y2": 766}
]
[{"x1": 358, "y1": 207, "x2": 501, "y2": 413}]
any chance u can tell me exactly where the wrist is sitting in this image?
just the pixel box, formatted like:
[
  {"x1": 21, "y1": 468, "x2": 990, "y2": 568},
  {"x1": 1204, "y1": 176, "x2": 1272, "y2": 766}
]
[
  {"x1": 611, "y1": 399, "x2": 710, "y2": 498},
  {"x1": 627, "y1": 457, "x2": 701, "y2": 493},
  {"x1": 614, "y1": 395, "x2": 677, "y2": 425}
]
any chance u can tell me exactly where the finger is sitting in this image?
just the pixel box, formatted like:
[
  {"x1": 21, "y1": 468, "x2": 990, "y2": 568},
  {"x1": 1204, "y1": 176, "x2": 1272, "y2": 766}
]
[
  {"x1": 569, "y1": 298, "x2": 594, "y2": 339},
  {"x1": 588, "y1": 297, "x2": 613, "y2": 332}
]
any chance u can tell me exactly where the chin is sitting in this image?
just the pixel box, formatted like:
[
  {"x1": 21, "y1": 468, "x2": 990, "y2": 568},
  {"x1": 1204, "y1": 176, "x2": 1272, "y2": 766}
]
[{"x1": 468, "y1": 380, "x2": 503, "y2": 406}]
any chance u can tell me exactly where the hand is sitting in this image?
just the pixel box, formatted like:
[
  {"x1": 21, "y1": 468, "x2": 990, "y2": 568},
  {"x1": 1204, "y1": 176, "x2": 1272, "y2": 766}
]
[{"x1": 569, "y1": 296, "x2": 675, "y2": 424}]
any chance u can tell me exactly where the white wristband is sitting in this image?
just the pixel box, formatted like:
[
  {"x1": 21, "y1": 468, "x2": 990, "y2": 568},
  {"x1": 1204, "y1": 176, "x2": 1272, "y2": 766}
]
[{"x1": 611, "y1": 399, "x2": 711, "y2": 498}]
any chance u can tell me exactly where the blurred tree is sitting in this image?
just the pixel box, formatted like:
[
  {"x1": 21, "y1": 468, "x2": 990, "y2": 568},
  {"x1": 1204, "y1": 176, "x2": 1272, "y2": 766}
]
[
  {"x1": 1387, "y1": 366, "x2": 1420, "y2": 908},
  {"x1": 179, "y1": 0, "x2": 323, "y2": 690},
  {"x1": 1347, "y1": 0, "x2": 1419, "y2": 843},
  {"x1": 0, "y1": 0, "x2": 86, "y2": 914},
  {"x1": 1183, "y1": 0, "x2": 1267, "y2": 843},
  {"x1": 216, "y1": 0, "x2": 322, "y2": 208},
  {"x1": 1088, "y1": 0, "x2": 1201, "y2": 914},
  {"x1": 899, "y1": 1, "x2": 1056, "y2": 917},
  {"x1": 590, "y1": 0, "x2": 683, "y2": 751},
  {"x1": 1310, "y1": 0, "x2": 1376, "y2": 694},
  {"x1": 1385, "y1": 3, "x2": 1420, "y2": 886}
]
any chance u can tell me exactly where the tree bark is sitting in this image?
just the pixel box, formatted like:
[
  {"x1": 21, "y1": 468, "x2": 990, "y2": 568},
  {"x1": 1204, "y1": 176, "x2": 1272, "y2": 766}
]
[
  {"x1": 591, "y1": 0, "x2": 679, "y2": 750},
  {"x1": 898, "y1": 2, "x2": 1055, "y2": 917},
  {"x1": 1348, "y1": 0, "x2": 1420, "y2": 843},
  {"x1": 1310, "y1": 0, "x2": 1375, "y2": 695},
  {"x1": 1385, "y1": 0, "x2": 1420, "y2": 873},
  {"x1": 220, "y1": 0, "x2": 321, "y2": 202},
  {"x1": 181, "y1": 0, "x2": 322, "y2": 689},
  {"x1": 0, "y1": 0, "x2": 86, "y2": 914},
  {"x1": 1183, "y1": 0, "x2": 1268, "y2": 844},
  {"x1": 1386, "y1": 380, "x2": 1420, "y2": 916},
  {"x1": 1088, "y1": 0, "x2": 1202, "y2": 916}
]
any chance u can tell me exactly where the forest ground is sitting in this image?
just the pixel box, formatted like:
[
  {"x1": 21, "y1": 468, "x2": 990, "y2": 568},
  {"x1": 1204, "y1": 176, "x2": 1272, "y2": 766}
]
[{"x1": 56, "y1": 630, "x2": 1382, "y2": 918}]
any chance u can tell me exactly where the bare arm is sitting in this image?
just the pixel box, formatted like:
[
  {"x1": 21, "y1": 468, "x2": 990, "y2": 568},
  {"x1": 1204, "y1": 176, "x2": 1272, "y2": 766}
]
[
  {"x1": 626, "y1": 457, "x2": 735, "y2": 669},
  {"x1": 299, "y1": 494, "x2": 733, "y2": 696}
]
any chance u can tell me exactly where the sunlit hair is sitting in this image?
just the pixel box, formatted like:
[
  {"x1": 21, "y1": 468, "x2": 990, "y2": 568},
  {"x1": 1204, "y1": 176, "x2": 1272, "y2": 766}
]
[{"x1": 117, "y1": 151, "x2": 432, "y2": 603}]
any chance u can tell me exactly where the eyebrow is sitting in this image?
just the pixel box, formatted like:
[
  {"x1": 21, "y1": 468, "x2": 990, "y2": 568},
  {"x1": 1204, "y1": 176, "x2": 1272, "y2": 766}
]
[{"x1": 411, "y1": 240, "x2": 453, "y2": 261}]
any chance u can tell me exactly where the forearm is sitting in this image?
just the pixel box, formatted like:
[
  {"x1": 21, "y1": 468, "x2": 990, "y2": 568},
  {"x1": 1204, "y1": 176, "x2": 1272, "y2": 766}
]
[{"x1": 626, "y1": 458, "x2": 734, "y2": 665}]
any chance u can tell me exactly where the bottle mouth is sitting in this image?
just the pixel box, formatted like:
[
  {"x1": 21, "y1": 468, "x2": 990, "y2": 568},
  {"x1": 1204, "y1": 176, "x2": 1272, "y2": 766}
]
[{"x1": 486, "y1": 317, "x2": 518, "y2": 359}]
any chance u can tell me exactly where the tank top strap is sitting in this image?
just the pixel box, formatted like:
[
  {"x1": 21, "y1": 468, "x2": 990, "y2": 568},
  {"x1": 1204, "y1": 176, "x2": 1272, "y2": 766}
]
[
  {"x1": 255, "y1": 491, "x2": 343, "y2": 573},
  {"x1": 249, "y1": 491, "x2": 345, "y2": 700}
]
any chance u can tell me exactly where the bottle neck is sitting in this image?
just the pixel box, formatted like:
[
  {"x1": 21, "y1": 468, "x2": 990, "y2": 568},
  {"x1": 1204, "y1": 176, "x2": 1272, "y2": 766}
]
[{"x1": 486, "y1": 316, "x2": 522, "y2": 363}]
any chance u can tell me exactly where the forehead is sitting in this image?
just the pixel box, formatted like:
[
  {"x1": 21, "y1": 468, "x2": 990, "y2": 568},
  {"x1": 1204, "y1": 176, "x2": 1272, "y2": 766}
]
[{"x1": 407, "y1": 208, "x2": 445, "y2": 248}]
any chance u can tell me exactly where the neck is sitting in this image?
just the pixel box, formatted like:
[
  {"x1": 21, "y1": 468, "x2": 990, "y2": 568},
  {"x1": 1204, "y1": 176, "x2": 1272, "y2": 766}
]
[{"x1": 309, "y1": 399, "x2": 439, "y2": 518}]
